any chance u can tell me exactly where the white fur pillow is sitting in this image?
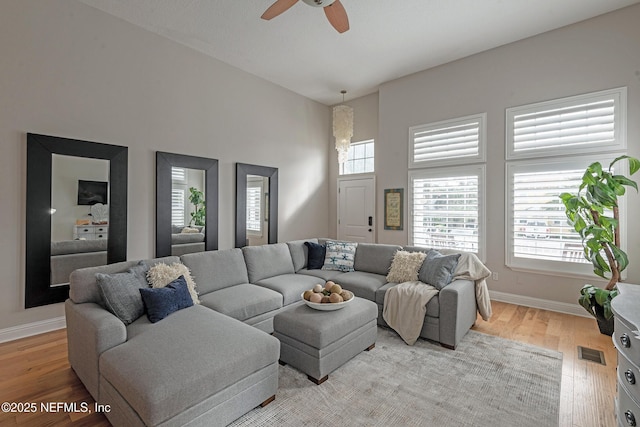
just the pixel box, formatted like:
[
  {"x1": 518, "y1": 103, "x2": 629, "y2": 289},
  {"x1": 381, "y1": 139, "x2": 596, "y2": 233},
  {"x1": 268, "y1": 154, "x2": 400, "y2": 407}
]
[
  {"x1": 386, "y1": 250, "x2": 427, "y2": 283},
  {"x1": 146, "y1": 262, "x2": 200, "y2": 304}
]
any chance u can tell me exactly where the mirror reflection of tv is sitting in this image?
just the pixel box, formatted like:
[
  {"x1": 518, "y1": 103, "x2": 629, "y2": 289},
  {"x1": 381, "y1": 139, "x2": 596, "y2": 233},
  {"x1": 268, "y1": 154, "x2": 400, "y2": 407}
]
[{"x1": 77, "y1": 180, "x2": 108, "y2": 205}]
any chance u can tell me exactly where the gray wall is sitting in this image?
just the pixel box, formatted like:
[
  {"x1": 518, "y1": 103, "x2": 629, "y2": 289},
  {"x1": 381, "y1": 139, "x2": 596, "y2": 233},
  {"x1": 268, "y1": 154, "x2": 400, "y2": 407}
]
[
  {"x1": 0, "y1": 0, "x2": 330, "y2": 331},
  {"x1": 347, "y1": 4, "x2": 640, "y2": 308}
]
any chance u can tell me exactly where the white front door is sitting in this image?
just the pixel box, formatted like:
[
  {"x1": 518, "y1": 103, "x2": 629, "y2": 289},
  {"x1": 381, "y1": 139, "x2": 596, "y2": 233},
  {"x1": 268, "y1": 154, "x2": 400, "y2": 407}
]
[{"x1": 338, "y1": 177, "x2": 375, "y2": 243}]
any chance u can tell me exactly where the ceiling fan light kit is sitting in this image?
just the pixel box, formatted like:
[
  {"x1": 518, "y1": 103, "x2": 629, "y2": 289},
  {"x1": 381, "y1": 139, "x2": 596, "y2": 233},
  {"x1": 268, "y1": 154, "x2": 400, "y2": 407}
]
[{"x1": 261, "y1": 0, "x2": 349, "y2": 33}]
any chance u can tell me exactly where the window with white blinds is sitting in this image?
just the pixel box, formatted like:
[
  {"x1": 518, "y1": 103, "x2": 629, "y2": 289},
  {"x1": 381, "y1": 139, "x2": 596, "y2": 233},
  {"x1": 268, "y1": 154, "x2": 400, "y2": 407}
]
[
  {"x1": 409, "y1": 113, "x2": 486, "y2": 168},
  {"x1": 409, "y1": 165, "x2": 485, "y2": 257},
  {"x1": 506, "y1": 156, "x2": 625, "y2": 276},
  {"x1": 506, "y1": 87, "x2": 626, "y2": 159},
  {"x1": 171, "y1": 167, "x2": 187, "y2": 227},
  {"x1": 171, "y1": 189, "x2": 186, "y2": 227},
  {"x1": 171, "y1": 167, "x2": 186, "y2": 182},
  {"x1": 246, "y1": 185, "x2": 262, "y2": 233}
]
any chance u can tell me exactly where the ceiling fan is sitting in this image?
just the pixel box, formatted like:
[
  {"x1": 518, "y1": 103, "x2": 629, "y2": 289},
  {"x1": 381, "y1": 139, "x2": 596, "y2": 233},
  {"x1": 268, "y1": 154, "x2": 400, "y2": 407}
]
[{"x1": 261, "y1": 0, "x2": 350, "y2": 34}]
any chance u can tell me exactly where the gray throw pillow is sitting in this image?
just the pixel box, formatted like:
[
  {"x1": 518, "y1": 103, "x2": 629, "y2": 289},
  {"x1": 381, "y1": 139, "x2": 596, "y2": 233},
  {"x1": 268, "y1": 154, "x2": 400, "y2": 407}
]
[
  {"x1": 96, "y1": 266, "x2": 149, "y2": 325},
  {"x1": 418, "y1": 250, "x2": 461, "y2": 290}
]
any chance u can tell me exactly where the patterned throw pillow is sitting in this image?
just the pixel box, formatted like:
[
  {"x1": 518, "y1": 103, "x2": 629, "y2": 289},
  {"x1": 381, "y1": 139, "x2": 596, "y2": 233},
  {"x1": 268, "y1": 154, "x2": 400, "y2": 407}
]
[
  {"x1": 322, "y1": 240, "x2": 358, "y2": 272},
  {"x1": 146, "y1": 262, "x2": 200, "y2": 304},
  {"x1": 386, "y1": 250, "x2": 427, "y2": 283}
]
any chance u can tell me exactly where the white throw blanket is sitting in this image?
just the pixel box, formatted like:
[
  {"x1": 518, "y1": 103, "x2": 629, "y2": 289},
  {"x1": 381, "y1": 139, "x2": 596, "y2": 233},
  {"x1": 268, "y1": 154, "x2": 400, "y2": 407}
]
[
  {"x1": 383, "y1": 251, "x2": 492, "y2": 346},
  {"x1": 439, "y1": 250, "x2": 492, "y2": 321},
  {"x1": 383, "y1": 281, "x2": 437, "y2": 345}
]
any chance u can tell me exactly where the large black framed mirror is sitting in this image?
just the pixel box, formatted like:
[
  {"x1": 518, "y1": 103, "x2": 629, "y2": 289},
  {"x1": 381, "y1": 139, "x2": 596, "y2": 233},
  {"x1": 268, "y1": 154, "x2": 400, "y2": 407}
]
[
  {"x1": 235, "y1": 163, "x2": 278, "y2": 248},
  {"x1": 156, "y1": 152, "x2": 218, "y2": 257},
  {"x1": 25, "y1": 133, "x2": 128, "y2": 308}
]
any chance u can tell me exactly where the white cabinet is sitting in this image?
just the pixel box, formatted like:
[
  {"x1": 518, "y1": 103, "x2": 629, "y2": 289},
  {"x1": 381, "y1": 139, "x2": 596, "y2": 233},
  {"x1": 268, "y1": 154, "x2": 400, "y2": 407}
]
[{"x1": 73, "y1": 224, "x2": 108, "y2": 240}]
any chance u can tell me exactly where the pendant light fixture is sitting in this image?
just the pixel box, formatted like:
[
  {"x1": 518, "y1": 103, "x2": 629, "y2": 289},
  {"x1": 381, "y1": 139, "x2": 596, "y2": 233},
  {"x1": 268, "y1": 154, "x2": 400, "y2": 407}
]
[{"x1": 333, "y1": 90, "x2": 354, "y2": 164}]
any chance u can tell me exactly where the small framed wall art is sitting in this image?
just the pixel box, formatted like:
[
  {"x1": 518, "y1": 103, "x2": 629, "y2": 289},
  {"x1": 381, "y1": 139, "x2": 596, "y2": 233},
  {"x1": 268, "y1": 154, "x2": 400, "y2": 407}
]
[{"x1": 384, "y1": 188, "x2": 403, "y2": 230}]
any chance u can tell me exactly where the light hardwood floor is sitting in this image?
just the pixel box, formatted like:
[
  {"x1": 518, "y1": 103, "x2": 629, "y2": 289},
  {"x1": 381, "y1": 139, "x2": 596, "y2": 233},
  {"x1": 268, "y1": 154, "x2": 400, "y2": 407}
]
[{"x1": 0, "y1": 301, "x2": 616, "y2": 427}]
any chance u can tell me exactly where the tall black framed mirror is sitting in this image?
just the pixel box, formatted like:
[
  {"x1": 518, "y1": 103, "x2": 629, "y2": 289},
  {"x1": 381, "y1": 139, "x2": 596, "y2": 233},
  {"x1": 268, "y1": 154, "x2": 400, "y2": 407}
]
[
  {"x1": 156, "y1": 152, "x2": 218, "y2": 257},
  {"x1": 235, "y1": 163, "x2": 278, "y2": 248},
  {"x1": 25, "y1": 133, "x2": 128, "y2": 308}
]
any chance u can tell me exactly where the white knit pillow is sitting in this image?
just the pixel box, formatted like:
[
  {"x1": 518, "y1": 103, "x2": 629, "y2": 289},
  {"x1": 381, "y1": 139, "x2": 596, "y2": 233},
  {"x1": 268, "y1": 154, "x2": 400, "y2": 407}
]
[
  {"x1": 386, "y1": 250, "x2": 427, "y2": 283},
  {"x1": 146, "y1": 262, "x2": 200, "y2": 304}
]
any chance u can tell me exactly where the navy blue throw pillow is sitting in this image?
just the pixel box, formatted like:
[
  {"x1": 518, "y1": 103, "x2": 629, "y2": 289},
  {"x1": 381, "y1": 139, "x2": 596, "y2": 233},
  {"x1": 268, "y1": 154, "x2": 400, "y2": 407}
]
[
  {"x1": 139, "y1": 275, "x2": 194, "y2": 323},
  {"x1": 305, "y1": 241, "x2": 326, "y2": 270}
]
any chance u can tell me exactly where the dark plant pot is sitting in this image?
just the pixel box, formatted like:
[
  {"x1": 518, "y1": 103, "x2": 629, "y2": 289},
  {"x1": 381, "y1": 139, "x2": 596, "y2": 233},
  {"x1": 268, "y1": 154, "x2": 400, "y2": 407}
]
[{"x1": 593, "y1": 304, "x2": 614, "y2": 336}]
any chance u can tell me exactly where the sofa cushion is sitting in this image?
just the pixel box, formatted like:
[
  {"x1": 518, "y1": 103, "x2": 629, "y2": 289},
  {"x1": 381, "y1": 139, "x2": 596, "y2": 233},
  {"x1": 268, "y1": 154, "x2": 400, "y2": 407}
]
[
  {"x1": 304, "y1": 241, "x2": 325, "y2": 270},
  {"x1": 286, "y1": 238, "x2": 317, "y2": 272},
  {"x1": 51, "y1": 238, "x2": 107, "y2": 255},
  {"x1": 146, "y1": 262, "x2": 200, "y2": 304},
  {"x1": 171, "y1": 233, "x2": 205, "y2": 245},
  {"x1": 419, "y1": 250, "x2": 461, "y2": 290},
  {"x1": 255, "y1": 273, "x2": 322, "y2": 306},
  {"x1": 375, "y1": 282, "x2": 440, "y2": 318},
  {"x1": 199, "y1": 283, "x2": 283, "y2": 321},
  {"x1": 99, "y1": 305, "x2": 280, "y2": 426},
  {"x1": 95, "y1": 266, "x2": 149, "y2": 325},
  {"x1": 322, "y1": 240, "x2": 358, "y2": 272},
  {"x1": 386, "y1": 250, "x2": 427, "y2": 283},
  {"x1": 297, "y1": 268, "x2": 343, "y2": 281},
  {"x1": 334, "y1": 271, "x2": 388, "y2": 301},
  {"x1": 354, "y1": 243, "x2": 402, "y2": 275},
  {"x1": 139, "y1": 276, "x2": 194, "y2": 323},
  {"x1": 242, "y1": 243, "x2": 295, "y2": 283},
  {"x1": 181, "y1": 248, "x2": 249, "y2": 294}
]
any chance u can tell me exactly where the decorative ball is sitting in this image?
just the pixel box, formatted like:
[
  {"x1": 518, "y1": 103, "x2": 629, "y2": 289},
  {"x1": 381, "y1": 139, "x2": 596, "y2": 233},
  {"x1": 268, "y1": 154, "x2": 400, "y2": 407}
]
[
  {"x1": 325, "y1": 281, "x2": 335, "y2": 290},
  {"x1": 340, "y1": 290, "x2": 354, "y2": 301},
  {"x1": 321, "y1": 295, "x2": 331, "y2": 303},
  {"x1": 329, "y1": 293, "x2": 344, "y2": 303},
  {"x1": 303, "y1": 290, "x2": 314, "y2": 301},
  {"x1": 330, "y1": 284, "x2": 342, "y2": 294},
  {"x1": 313, "y1": 284, "x2": 324, "y2": 293},
  {"x1": 309, "y1": 293, "x2": 322, "y2": 303}
]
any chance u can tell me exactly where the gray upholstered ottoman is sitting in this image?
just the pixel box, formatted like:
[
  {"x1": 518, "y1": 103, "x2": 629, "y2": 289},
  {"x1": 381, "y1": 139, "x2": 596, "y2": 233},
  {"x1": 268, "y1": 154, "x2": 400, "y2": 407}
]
[{"x1": 273, "y1": 297, "x2": 377, "y2": 384}]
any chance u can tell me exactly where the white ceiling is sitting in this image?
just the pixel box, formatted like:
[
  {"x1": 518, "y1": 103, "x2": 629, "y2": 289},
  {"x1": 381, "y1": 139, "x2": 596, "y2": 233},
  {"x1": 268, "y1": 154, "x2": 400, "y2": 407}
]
[{"x1": 77, "y1": 0, "x2": 639, "y2": 105}]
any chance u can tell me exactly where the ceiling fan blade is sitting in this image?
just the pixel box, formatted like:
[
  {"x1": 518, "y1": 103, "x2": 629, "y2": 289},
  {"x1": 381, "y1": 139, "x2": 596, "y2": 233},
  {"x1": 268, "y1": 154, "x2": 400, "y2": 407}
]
[
  {"x1": 324, "y1": 0, "x2": 349, "y2": 33},
  {"x1": 261, "y1": 0, "x2": 299, "y2": 20}
]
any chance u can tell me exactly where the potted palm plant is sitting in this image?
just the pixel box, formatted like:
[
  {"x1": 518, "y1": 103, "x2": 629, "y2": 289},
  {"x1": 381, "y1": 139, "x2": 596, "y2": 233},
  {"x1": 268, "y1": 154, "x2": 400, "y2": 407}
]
[
  {"x1": 188, "y1": 187, "x2": 206, "y2": 227},
  {"x1": 559, "y1": 155, "x2": 639, "y2": 335}
]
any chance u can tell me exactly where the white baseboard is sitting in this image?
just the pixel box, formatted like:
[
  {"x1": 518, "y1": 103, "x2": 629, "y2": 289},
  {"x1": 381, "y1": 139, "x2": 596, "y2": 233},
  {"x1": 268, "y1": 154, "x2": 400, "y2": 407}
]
[
  {"x1": 0, "y1": 316, "x2": 66, "y2": 344},
  {"x1": 489, "y1": 291, "x2": 591, "y2": 318}
]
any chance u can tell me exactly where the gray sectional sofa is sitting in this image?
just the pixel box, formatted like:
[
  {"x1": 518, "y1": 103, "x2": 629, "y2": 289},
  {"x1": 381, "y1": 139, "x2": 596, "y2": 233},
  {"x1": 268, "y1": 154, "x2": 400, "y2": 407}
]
[{"x1": 65, "y1": 238, "x2": 479, "y2": 426}]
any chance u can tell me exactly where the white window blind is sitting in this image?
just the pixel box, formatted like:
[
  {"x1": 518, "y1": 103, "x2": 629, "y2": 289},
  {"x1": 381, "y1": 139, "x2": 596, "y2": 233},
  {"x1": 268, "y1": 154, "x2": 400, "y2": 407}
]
[
  {"x1": 246, "y1": 186, "x2": 262, "y2": 233},
  {"x1": 171, "y1": 167, "x2": 186, "y2": 182},
  {"x1": 506, "y1": 156, "x2": 623, "y2": 276},
  {"x1": 409, "y1": 113, "x2": 485, "y2": 168},
  {"x1": 171, "y1": 189, "x2": 185, "y2": 227},
  {"x1": 410, "y1": 166, "x2": 484, "y2": 256},
  {"x1": 511, "y1": 168, "x2": 588, "y2": 263},
  {"x1": 506, "y1": 87, "x2": 626, "y2": 159}
]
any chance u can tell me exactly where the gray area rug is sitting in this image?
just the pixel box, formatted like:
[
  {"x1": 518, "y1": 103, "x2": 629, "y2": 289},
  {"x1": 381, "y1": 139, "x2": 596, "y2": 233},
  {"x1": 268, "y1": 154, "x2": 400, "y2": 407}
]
[{"x1": 231, "y1": 327, "x2": 562, "y2": 427}]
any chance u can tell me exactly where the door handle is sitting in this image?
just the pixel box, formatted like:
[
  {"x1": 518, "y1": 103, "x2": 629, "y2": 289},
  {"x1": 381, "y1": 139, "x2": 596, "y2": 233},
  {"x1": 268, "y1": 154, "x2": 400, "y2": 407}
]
[{"x1": 368, "y1": 216, "x2": 373, "y2": 226}]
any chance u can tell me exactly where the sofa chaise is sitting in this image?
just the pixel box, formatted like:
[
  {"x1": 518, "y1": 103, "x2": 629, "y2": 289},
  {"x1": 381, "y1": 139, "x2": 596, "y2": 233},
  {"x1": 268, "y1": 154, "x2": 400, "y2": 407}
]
[{"x1": 65, "y1": 238, "x2": 486, "y2": 426}]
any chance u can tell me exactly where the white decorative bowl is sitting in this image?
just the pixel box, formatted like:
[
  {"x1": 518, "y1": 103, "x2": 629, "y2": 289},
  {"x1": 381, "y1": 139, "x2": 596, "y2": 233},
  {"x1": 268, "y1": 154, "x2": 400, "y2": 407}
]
[{"x1": 301, "y1": 292, "x2": 354, "y2": 311}]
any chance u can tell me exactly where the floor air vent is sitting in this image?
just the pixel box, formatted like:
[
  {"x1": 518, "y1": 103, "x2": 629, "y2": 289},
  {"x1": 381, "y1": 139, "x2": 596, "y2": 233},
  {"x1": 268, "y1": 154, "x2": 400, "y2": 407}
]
[{"x1": 577, "y1": 346, "x2": 606, "y2": 365}]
